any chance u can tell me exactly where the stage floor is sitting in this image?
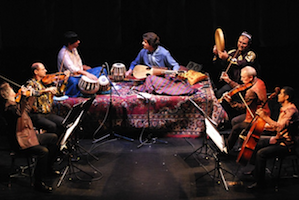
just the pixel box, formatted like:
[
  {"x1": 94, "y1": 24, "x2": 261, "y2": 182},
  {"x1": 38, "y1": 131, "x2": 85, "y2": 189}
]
[{"x1": 1, "y1": 133, "x2": 299, "y2": 200}]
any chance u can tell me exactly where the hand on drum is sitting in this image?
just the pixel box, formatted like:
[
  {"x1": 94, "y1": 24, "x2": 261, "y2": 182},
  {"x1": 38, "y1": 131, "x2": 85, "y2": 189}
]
[{"x1": 85, "y1": 72, "x2": 98, "y2": 81}]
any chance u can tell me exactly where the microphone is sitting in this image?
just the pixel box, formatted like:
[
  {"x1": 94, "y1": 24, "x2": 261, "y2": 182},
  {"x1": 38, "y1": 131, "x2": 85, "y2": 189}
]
[{"x1": 99, "y1": 63, "x2": 106, "y2": 76}]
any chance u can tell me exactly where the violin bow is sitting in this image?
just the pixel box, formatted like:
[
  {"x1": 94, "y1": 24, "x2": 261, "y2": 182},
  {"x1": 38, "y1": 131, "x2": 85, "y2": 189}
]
[
  {"x1": 56, "y1": 48, "x2": 67, "y2": 88},
  {"x1": 0, "y1": 74, "x2": 22, "y2": 88}
]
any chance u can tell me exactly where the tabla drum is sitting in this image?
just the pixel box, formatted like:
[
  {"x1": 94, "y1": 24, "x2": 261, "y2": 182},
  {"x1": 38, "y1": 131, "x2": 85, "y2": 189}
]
[
  {"x1": 78, "y1": 75, "x2": 99, "y2": 94},
  {"x1": 111, "y1": 63, "x2": 126, "y2": 81},
  {"x1": 98, "y1": 75, "x2": 110, "y2": 92}
]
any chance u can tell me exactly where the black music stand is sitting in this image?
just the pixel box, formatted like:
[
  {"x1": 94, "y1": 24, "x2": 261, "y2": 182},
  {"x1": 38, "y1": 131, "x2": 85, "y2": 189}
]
[
  {"x1": 57, "y1": 96, "x2": 102, "y2": 187},
  {"x1": 187, "y1": 98, "x2": 234, "y2": 191},
  {"x1": 92, "y1": 68, "x2": 134, "y2": 144},
  {"x1": 135, "y1": 91, "x2": 168, "y2": 148}
]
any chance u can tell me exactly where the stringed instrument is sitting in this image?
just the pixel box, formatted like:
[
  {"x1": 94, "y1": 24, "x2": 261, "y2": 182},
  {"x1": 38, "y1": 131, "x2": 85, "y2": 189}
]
[
  {"x1": 236, "y1": 87, "x2": 280, "y2": 165},
  {"x1": 132, "y1": 65, "x2": 207, "y2": 85},
  {"x1": 218, "y1": 82, "x2": 253, "y2": 103}
]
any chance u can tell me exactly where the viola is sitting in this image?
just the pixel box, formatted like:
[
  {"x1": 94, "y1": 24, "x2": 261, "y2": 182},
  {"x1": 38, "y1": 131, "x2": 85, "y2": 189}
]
[
  {"x1": 218, "y1": 82, "x2": 253, "y2": 103},
  {"x1": 236, "y1": 87, "x2": 281, "y2": 165}
]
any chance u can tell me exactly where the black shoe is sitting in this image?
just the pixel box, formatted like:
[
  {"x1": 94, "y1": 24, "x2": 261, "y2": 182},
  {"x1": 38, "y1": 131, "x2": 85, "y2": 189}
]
[
  {"x1": 47, "y1": 170, "x2": 61, "y2": 177},
  {"x1": 247, "y1": 182, "x2": 264, "y2": 190},
  {"x1": 34, "y1": 181, "x2": 53, "y2": 193},
  {"x1": 243, "y1": 170, "x2": 254, "y2": 176}
]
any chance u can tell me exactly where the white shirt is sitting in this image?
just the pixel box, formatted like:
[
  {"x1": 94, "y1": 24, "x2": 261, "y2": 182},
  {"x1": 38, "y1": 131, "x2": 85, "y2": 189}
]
[{"x1": 57, "y1": 46, "x2": 83, "y2": 73}]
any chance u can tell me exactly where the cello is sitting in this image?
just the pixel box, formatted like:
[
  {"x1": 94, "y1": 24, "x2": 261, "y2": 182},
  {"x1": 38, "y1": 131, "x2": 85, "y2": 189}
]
[{"x1": 236, "y1": 87, "x2": 281, "y2": 165}]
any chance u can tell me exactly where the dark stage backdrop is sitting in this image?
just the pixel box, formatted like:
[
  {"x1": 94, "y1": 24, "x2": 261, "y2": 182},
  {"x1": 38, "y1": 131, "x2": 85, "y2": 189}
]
[{"x1": 0, "y1": 0, "x2": 298, "y2": 92}]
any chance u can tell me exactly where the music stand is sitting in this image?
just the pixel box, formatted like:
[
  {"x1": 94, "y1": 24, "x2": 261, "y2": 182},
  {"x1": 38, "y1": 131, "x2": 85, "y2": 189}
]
[
  {"x1": 187, "y1": 98, "x2": 234, "y2": 191},
  {"x1": 57, "y1": 96, "x2": 102, "y2": 187},
  {"x1": 92, "y1": 67, "x2": 134, "y2": 144}
]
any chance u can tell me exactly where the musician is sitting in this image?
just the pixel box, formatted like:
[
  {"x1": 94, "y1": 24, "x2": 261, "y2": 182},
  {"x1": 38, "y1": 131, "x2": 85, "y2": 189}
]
[
  {"x1": 126, "y1": 32, "x2": 195, "y2": 95},
  {"x1": 125, "y1": 32, "x2": 180, "y2": 77},
  {"x1": 0, "y1": 82, "x2": 58, "y2": 193},
  {"x1": 57, "y1": 31, "x2": 104, "y2": 97},
  {"x1": 247, "y1": 86, "x2": 299, "y2": 189},
  {"x1": 26, "y1": 62, "x2": 66, "y2": 136},
  {"x1": 213, "y1": 31, "x2": 256, "y2": 99},
  {"x1": 222, "y1": 66, "x2": 270, "y2": 151}
]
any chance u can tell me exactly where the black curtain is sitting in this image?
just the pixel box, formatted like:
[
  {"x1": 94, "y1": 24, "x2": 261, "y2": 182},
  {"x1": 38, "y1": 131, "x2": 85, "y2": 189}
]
[{"x1": 0, "y1": 0, "x2": 298, "y2": 90}]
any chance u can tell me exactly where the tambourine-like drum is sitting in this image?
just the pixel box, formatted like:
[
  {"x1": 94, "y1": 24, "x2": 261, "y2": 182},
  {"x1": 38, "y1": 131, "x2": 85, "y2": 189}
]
[
  {"x1": 111, "y1": 63, "x2": 126, "y2": 81},
  {"x1": 78, "y1": 75, "x2": 99, "y2": 94},
  {"x1": 98, "y1": 75, "x2": 110, "y2": 92}
]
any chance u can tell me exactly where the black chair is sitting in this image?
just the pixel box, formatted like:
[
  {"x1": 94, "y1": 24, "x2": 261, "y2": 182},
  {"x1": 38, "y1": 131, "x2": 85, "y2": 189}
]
[
  {"x1": 8, "y1": 150, "x2": 36, "y2": 187},
  {"x1": 1, "y1": 116, "x2": 37, "y2": 188},
  {"x1": 271, "y1": 121, "x2": 299, "y2": 190}
]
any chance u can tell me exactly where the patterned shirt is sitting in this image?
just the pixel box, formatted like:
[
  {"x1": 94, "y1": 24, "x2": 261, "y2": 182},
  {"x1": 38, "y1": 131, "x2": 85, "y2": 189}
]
[{"x1": 26, "y1": 78, "x2": 52, "y2": 114}]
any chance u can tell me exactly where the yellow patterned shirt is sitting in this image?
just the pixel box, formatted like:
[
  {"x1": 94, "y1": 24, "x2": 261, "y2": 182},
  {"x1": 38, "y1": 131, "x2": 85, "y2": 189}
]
[{"x1": 26, "y1": 78, "x2": 52, "y2": 114}]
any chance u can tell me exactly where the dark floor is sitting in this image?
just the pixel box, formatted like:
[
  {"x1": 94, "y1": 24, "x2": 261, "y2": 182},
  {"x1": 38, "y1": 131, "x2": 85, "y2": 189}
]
[{"x1": 1, "y1": 130, "x2": 299, "y2": 200}]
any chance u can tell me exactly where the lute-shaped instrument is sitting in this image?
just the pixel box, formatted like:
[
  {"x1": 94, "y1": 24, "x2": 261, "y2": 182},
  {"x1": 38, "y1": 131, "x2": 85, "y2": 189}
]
[{"x1": 132, "y1": 65, "x2": 207, "y2": 85}]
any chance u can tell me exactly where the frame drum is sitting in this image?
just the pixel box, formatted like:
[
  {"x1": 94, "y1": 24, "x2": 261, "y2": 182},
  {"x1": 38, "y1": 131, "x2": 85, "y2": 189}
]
[
  {"x1": 111, "y1": 63, "x2": 126, "y2": 81},
  {"x1": 98, "y1": 75, "x2": 110, "y2": 92},
  {"x1": 78, "y1": 75, "x2": 100, "y2": 94}
]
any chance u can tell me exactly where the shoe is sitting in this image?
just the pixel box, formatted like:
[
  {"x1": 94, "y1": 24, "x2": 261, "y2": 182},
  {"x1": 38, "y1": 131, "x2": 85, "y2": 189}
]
[
  {"x1": 34, "y1": 181, "x2": 53, "y2": 193},
  {"x1": 247, "y1": 182, "x2": 265, "y2": 190},
  {"x1": 243, "y1": 170, "x2": 253, "y2": 176},
  {"x1": 47, "y1": 170, "x2": 61, "y2": 177}
]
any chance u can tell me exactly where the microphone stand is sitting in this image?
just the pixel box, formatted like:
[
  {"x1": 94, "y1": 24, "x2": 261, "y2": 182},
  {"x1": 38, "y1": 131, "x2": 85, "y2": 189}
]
[
  {"x1": 92, "y1": 64, "x2": 134, "y2": 144},
  {"x1": 135, "y1": 91, "x2": 168, "y2": 148}
]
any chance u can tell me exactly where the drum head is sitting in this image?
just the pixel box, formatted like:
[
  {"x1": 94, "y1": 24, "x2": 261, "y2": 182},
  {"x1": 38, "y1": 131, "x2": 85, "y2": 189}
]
[
  {"x1": 112, "y1": 63, "x2": 125, "y2": 68},
  {"x1": 215, "y1": 28, "x2": 225, "y2": 52},
  {"x1": 81, "y1": 75, "x2": 98, "y2": 83},
  {"x1": 98, "y1": 75, "x2": 109, "y2": 85}
]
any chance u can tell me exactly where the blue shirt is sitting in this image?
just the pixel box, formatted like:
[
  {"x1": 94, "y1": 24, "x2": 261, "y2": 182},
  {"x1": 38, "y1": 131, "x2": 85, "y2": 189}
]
[{"x1": 129, "y1": 46, "x2": 180, "y2": 71}]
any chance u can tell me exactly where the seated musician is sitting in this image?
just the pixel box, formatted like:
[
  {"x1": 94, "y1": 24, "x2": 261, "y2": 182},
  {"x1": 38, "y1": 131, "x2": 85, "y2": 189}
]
[
  {"x1": 125, "y1": 32, "x2": 196, "y2": 96},
  {"x1": 221, "y1": 66, "x2": 269, "y2": 151},
  {"x1": 26, "y1": 62, "x2": 67, "y2": 136},
  {"x1": 213, "y1": 31, "x2": 256, "y2": 99},
  {"x1": 57, "y1": 31, "x2": 104, "y2": 97},
  {"x1": 213, "y1": 31, "x2": 257, "y2": 124},
  {"x1": 0, "y1": 82, "x2": 59, "y2": 193},
  {"x1": 247, "y1": 86, "x2": 299, "y2": 189}
]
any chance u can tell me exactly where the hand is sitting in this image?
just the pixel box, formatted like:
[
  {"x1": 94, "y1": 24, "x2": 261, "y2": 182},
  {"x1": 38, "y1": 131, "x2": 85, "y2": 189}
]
[
  {"x1": 213, "y1": 45, "x2": 218, "y2": 55},
  {"x1": 46, "y1": 86, "x2": 57, "y2": 95},
  {"x1": 218, "y1": 50, "x2": 228, "y2": 60},
  {"x1": 64, "y1": 70, "x2": 71, "y2": 78},
  {"x1": 269, "y1": 136, "x2": 277, "y2": 144},
  {"x1": 256, "y1": 108, "x2": 266, "y2": 118},
  {"x1": 83, "y1": 65, "x2": 91, "y2": 70},
  {"x1": 86, "y1": 72, "x2": 98, "y2": 81},
  {"x1": 223, "y1": 92, "x2": 232, "y2": 103},
  {"x1": 220, "y1": 72, "x2": 231, "y2": 83},
  {"x1": 125, "y1": 69, "x2": 133, "y2": 77}
]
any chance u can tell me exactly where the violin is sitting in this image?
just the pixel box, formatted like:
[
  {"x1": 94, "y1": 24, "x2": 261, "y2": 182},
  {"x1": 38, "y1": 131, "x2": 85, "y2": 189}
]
[
  {"x1": 15, "y1": 86, "x2": 35, "y2": 103},
  {"x1": 42, "y1": 71, "x2": 70, "y2": 97},
  {"x1": 42, "y1": 72, "x2": 66, "y2": 85},
  {"x1": 218, "y1": 82, "x2": 253, "y2": 103}
]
